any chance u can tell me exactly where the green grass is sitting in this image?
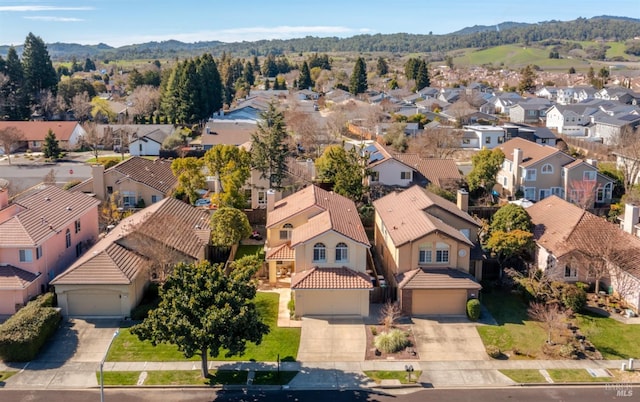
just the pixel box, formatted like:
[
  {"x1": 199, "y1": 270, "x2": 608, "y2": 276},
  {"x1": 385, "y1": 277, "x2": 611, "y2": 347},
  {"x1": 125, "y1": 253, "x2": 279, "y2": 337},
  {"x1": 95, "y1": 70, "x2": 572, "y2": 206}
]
[
  {"x1": 548, "y1": 369, "x2": 611, "y2": 383},
  {"x1": 499, "y1": 369, "x2": 547, "y2": 383},
  {"x1": 476, "y1": 291, "x2": 548, "y2": 358},
  {"x1": 0, "y1": 371, "x2": 17, "y2": 382},
  {"x1": 235, "y1": 244, "x2": 265, "y2": 260},
  {"x1": 364, "y1": 370, "x2": 422, "y2": 384},
  {"x1": 108, "y1": 292, "x2": 300, "y2": 362},
  {"x1": 575, "y1": 310, "x2": 640, "y2": 360},
  {"x1": 451, "y1": 45, "x2": 589, "y2": 70},
  {"x1": 96, "y1": 371, "x2": 140, "y2": 386},
  {"x1": 252, "y1": 371, "x2": 298, "y2": 385},
  {"x1": 144, "y1": 370, "x2": 247, "y2": 386}
]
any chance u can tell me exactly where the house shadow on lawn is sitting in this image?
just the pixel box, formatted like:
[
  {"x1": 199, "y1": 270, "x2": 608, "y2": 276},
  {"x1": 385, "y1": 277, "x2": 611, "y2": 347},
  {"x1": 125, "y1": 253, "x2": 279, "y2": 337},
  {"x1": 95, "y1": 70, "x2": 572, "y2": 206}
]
[{"x1": 479, "y1": 289, "x2": 529, "y2": 326}]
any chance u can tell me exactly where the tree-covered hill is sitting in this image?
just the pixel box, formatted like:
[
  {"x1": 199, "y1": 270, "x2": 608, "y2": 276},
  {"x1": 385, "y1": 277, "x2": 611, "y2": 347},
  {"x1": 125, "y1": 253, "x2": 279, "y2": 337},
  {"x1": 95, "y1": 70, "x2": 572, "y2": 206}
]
[{"x1": 1, "y1": 16, "x2": 639, "y2": 60}]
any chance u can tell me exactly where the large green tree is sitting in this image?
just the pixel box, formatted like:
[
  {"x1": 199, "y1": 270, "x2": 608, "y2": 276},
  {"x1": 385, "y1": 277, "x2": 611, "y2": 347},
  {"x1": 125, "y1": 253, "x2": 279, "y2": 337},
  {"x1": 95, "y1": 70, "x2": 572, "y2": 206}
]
[
  {"x1": 170, "y1": 157, "x2": 205, "y2": 204},
  {"x1": 42, "y1": 129, "x2": 61, "y2": 160},
  {"x1": 130, "y1": 259, "x2": 269, "y2": 378},
  {"x1": 485, "y1": 229, "x2": 534, "y2": 271},
  {"x1": 210, "y1": 207, "x2": 252, "y2": 247},
  {"x1": 467, "y1": 148, "x2": 505, "y2": 194},
  {"x1": 21, "y1": 33, "x2": 58, "y2": 107},
  {"x1": 297, "y1": 61, "x2": 313, "y2": 90},
  {"x1": 204, "y1": 144, "x2": 251, "y2": 209},
  {"x1": 376, "y1": 57, "x2": 389, "y2": 76},
  {"x1": 518, "y1": 64, "x2": 537, "y2": 94},
  {"x1": 0, "y1": 47, "x2": 29, "y2": 120},
  {"x1": 414, "y1": 60, "x2": 430, "y2": 91},
  {"x1": 251, "y1": 103, "x2": 290, "y2": 189},
  {"x1": 490, "y1": 203, "x2": 533, "y2": 233},
  {"x1": 349, "y1": 57, "x2": 367, "y2": 95},
  {"x1": 315, "y1": 144, "x2": 368, "y2": 202}
]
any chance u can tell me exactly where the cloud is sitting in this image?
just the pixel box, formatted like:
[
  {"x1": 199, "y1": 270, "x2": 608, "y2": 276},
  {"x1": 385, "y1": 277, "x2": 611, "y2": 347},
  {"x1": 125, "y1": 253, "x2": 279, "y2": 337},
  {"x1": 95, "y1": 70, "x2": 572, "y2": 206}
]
[
  {"x1": 24, "y1": 16, "x2": 84, "y2": 22},
  {"x1": 0, "y1": 6, "x2": 93, "y2": 12}
]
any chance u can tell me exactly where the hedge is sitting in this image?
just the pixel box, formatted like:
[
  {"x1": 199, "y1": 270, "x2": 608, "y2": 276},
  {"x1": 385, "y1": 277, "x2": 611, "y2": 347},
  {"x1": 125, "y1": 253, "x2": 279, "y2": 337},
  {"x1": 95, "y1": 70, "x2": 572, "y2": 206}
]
[
  {"x1": 466, "y1": 298, "x2": 481, "y2": 321},
  {"x1": 0, "y1": 293, "x2": 61, "y2": 362}
]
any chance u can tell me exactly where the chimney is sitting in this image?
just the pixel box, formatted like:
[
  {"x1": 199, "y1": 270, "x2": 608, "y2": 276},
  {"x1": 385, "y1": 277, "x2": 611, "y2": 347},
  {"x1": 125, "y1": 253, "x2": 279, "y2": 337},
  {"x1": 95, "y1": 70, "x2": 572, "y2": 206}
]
[
  {"x1": 512, "y1": 148, "x2": 523, "y2": 194},
  {"x1": 0, "y1": 180, "x2": 9, "y2": 209},
  {"x1": 586, "y1": 158, "x2": 598, "y2": 168},
  {"x1": 92, "y1": 164, "x2": 106, "y2": 200},
  {"x1": 306, "y1": 159, "x2": 316, "y2": 181},
  {"x1": 457, "y1": 189, "x2": 469, "y2": 212},
  {"x1": 623, "y1": 204, "x2": 640, "y2": 236},
  {"x1": 266, "y1": 189, "x2": 276, "y2": 213}
]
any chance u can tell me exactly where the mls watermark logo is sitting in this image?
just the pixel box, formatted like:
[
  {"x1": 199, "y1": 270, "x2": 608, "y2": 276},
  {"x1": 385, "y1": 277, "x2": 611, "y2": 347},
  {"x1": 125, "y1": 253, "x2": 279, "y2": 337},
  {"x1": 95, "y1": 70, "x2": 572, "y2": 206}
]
[{"x1": 605, "y1": 382, "x2": 633, "y2": 397}]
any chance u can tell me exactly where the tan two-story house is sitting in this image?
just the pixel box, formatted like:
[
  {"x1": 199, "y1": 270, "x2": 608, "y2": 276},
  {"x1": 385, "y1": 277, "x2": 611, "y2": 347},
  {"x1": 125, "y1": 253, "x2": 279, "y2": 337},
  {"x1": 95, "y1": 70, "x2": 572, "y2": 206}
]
[
  {"x1": 496, "y1": 137, "x2": 614, "y2": 207},
  {"x1": 373, "y1": 185, "x2": 482, "y2": 316},
  {"x1": 265, "y1": 185, "x2": 372, "y2": 317}
]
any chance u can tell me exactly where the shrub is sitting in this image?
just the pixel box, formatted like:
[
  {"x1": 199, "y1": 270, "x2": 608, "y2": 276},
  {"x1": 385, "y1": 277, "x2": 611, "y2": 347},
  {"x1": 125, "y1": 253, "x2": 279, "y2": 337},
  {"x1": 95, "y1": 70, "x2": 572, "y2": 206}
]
[
  {"x1": 287, "y1": 293, "x2": 295, "y2": 318},
  {"x1": 486, "y1": 345, "x2": 502, "y2": 359},
  {"x1": 62, "y1": 179, "x2": 82, "y2": 190},
  {"x1": 466, "y1": 298, "x2": 481, "y2": 321},
  {"x1": 0, "y1": 295, "x2": 61, "y2": 361},
  {"x1": 374, "y1": 329, "x2": 409, "y2": 353},
  {"x1": 561, "y1": 285, "x2": 587, "y2": 312},
  {"x1": 559, "y1": 343, "x2": 578, "y2": 359},
  {"x1": 370, "y1": 326, "x2": 378, "y2": 336}
]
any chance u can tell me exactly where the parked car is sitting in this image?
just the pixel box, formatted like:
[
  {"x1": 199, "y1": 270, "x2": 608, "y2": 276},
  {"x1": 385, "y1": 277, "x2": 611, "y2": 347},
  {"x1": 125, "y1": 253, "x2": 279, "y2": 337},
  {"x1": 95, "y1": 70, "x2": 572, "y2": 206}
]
[{"x1": 194, "y1": 198, "x2": 211, "y2": 207}]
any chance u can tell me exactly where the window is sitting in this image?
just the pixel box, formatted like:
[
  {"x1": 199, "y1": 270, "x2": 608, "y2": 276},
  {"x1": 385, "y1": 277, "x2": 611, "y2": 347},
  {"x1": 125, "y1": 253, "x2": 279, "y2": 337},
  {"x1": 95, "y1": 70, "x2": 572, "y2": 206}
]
[
  {"x1": 335, "y1": 242, "x2": 348, "y2": 262},
  {"x1": 565, "y1": 265, "x2": 577, "y2": 278},
  {"x1": 75, "y1": 243, "x2": 83, "y2": 257},
  {"x1": 523, "y1": 187, "x2": 536, "y2": 200},
  {"x1": 460, "y1": 229, "x2": 470, "y2": 239},
  {"x1": 462, "y1": 138, "x2": 471, "y2": 145},
  {"x1": 435, "y1": 242, "x2": 450, "y2": 263},
  {"x1": 65, "y1": 229, "x2": 71, "y2": 248},
  {"x1": 107, "y1": 186, "x2": 113, "y2": 195},
  {"x1": 498, "y1": 136, "x2": 504, "y2": 144},
  {"x1": 400, "y1": 171, "x2": 412, "y2": 180},
  {"x1": 370, "y1": 171, "x2": 379, "y2": 181},
  {"x1": 418, "y1": 248, "x2": 432, "y2": 264},
  {"x1": 539, "y1": 189, "x2": 550, "y2": 200},
  {"x1": 551, "y1": 187, "x2": 564, "y2": 198},
  {"x1": 583, "y1": 171, "x2": 596, "y2": 181},
  {"x1": 139, "y1": 143, "x2": 143, "y2": 152},
  {"x1": 313, "y1": 243, "x2": 326, "y2": 262},
  {"x1": 570, "y1": 189, "x2": 585, "y2": 204},
  {"x1": 279, "y1": 223, "x2": 293, "y2": 240},
  {"x1": 524, "y1": 169, "x2": 537, "y2": 181},
  {"x1": 19, "y1": 249, "x2": 33, "y2": 262},
  {"x1": 36, "y1": 246, "x2": 42, "y2": 260},
  {"x1": 151, "y1": 195, "x2": 159, "y2": 203},
  {"x1": 541, "y1": 164, "x2": 554, "y2": 174},
  {"x1": 75, "y1": 219, "x2": 81, "y2": 233},
  {"x1": 122, "y1": 191, "x2": 136, "y2": 207},
  {"x1": 257, "y1": 191, "x2": 267, "y2": 207}
]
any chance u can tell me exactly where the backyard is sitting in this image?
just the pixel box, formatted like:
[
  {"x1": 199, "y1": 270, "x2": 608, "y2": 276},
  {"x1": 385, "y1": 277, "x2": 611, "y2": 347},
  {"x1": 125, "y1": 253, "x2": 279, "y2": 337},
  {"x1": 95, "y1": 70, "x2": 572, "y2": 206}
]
[{"x1": 108, "y1": 292, "x2": 299, "y2": 362}]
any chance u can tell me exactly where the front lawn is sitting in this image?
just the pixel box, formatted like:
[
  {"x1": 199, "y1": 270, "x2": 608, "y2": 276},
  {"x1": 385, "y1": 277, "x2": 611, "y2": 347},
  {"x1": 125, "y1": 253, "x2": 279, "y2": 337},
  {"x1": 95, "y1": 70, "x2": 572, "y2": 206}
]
[
  {"x1": 476, "y1": 291, "x2": 548, "y2": 358},
  {"x1": 144, "y1": 370, "x2": 246, "y2": 386},
  {"x1": 499, "y1": 369, "x2": 546, "y2": 383},
  {"x1": 235, "y1": 245, "x2": 265, "y2": 260},
  {"x1": 575, "y1": 310, "x2": 640, "y2": 359},
  {"x1": 364, "y1": 370, "x2": 422, "y2": 384},
  {"x1": 0, "y1": 371, "x2": 17, "y2": 382},
  {"x1": 97, "y1": 371, "x2": 140, "y2": 386},
  {"x1": 547, "y1": 369, "x2": 611, "y2": 383},
  {"x1": 108, "y1": 292, "x2": 300, "y2": 362},
  {"x1": 252, "y1": 371, "x2": 298, "y2": 385}
]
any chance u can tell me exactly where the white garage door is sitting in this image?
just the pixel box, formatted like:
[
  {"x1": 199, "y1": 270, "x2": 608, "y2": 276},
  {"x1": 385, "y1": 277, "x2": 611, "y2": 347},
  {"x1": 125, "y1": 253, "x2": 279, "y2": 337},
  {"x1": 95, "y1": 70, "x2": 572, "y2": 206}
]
[
  {"x1": 412, "y1": 289, "x2": 467, "y2": 315},
  {"x1": 67, "y1": 292, "x2": 121, "y2": 316},
  {"x1": 299, "y1": 290, "x2": 365, "y2": 316}
]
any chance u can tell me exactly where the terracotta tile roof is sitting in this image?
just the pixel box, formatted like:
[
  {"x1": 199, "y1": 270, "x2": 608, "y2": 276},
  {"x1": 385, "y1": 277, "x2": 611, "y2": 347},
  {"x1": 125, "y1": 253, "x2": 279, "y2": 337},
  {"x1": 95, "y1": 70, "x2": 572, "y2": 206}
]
[
  {"x1": 0, "y1": 121, "x2": 79, "y2": 142},
  {"x1": 397, "y1": 268, "x2": 482, "y2": 290},
  {"x1": 526, "y1": 195, "x2": 585, "y2": 257},
  {"x1": 291, "y1": 267, "x2": 373, "y2": 289},
  {"x1": 0, "y1": 265, "x2": 40, "y2": 289},
  {"x1": 266, "y1": 242, "x2": 294, "y2": 260},
  {"x1": 373, "y1": 185, "x2": 478, "y2": 247},
  {"x1": 109, "y1": 157, "x2": 177, "y2": 194},
  {"x1": 393, "y1": 154, "x2": 463, "y2": 187},
  {"x1": 268, "y1": 185, "x2": 369, "y2": 246},
  {"x1": 51, "y1": 243, "x2": 149, "y2": 285},
  {"x1": 498, "y1": 137, "x2": 565, "y2": 168},
  {"x1": 0, "y1": 186, "x2": 100, "y2": 247},
  {"x1": 51, "y1": 197, "x2": 210, "y2": 286}
]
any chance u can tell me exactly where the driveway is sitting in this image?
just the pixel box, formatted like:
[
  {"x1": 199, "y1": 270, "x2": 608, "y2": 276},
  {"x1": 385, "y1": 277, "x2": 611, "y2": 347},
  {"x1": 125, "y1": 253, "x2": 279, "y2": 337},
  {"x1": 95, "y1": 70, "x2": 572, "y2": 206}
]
[
  {"x1": 296, "y1": 316, "x2": 365, "y2": 362},
  {"x1": 412, "y1": 317, "x2": 489, "y2": 361},
  {"x1": 4, "y1": 318, "x2": 121, "y2": 389}
]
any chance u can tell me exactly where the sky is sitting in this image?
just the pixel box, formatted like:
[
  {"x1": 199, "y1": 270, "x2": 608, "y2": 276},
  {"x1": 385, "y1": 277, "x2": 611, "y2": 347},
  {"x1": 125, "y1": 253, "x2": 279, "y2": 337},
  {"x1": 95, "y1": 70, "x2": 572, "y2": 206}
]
[{"x1": 1, "y1": 0, "x2": 639, "y2": 47}]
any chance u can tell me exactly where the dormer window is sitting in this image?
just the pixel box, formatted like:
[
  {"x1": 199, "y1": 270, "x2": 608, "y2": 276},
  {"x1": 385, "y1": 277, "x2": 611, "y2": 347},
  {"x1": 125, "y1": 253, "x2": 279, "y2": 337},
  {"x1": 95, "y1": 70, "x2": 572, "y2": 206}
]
[
  {"x1": 541, "y1": 164, "x2": 553, "y2": 174},
  {"x1": 335, "y1": 242, "x2": 348, "y2": 262},
  {"x1": 279, "y1": 223, "x2": 293, "y2": 240},
  {"x1": 313, "y1": 243, "x2": 326, "y2": 262}
]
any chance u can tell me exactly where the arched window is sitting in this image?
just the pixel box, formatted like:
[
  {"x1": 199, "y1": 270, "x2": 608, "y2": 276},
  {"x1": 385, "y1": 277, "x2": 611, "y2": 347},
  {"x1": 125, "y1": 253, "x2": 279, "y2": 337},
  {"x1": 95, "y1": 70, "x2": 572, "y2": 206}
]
[
  {"x1": 313, "y1": 243, "x2": 326, "y2": 262},
  {"x1": 541, "y1": 164, "x2": 554, "y2": 174},
  {"x1": 335, "y1": 242, "x2": 348, "y2": 262},
  {"x1": 65, "y1": 229, "x2": 71, "y2": 248},
  {"x1": 435, "y1": 242, "x2": 449, "y2": 263},
  {"x1": 279, "y1": 223, "x2": 293, "y2": 240}
]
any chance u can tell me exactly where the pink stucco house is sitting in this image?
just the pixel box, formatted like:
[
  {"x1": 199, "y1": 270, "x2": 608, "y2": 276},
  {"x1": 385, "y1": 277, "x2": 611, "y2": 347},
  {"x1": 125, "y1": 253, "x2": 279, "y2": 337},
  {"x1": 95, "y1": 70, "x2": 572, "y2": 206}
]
[{"x1": 0, "y1": 180, "x2": 100, "y2": 314}]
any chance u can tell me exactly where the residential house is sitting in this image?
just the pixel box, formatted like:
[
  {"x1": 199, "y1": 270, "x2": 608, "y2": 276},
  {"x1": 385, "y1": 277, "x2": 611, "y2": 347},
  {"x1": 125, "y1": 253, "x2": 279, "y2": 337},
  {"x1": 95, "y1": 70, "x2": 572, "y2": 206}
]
[
  {"x1": 595, "y1": 87, "x2": 640, "y2": 104},
  {"x1": 527, "y1": 196, "x2": 640, "y2": 312},
  {"x1": 51, "y1": 197, "x2": 211, "y2": 317},
  {"x1": 508, "y1": 98, "x2": 553, "y2": 124},
  {"x1": 0, "y1": 121, "x2": 85, "y2": 153},
  {"x1": 592, "y1": 113, "x2": 640, "y2": 145},
  {"x1": 545, "y1": 102, "x2": 604, "y2": 136},
  {"x1": 71, "y1": 157, "x2": 177, "y2": 208},
  {"x1": 614, "y1": 151, "x2": 640, "y2": 186},
  {"x1": 373, "y1": 186, "x2": 482, "y2": 315},
  {"x1": 128, "y1": 127, "x2": 173, "y2": 156},
  {"x1": 489, "y1": 93, "x2": 523, "y2": 114},
  {"x1": 496, "y1": 137, "x2": 614, "y2": 206},
  {"x1": 365, "y1": 142, "x2": 415, "y2": 187},
  {"x1": 264, "y1": 185, "x2": 372, "y2": 317},
  {"x1": 193, "y1": 121, "x2": 257, "y2": 150},
  {"x1": 462, "y1": 125, "x2": 505, "y2": 149},
  {"x1": 393, "y1": 153, "x2": 463, "y2": 191},
  {"x1": 503, "y1": 124, "x2": 557, "y2": 146},
  {"x1": 0, "y1": 182, "x2": 100, "y2": 314}
]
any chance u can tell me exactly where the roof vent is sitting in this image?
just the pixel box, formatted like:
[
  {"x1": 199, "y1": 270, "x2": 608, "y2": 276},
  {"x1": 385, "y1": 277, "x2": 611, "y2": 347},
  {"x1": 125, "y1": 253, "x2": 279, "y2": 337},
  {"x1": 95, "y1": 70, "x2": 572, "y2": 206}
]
[
  {"x1": 45, "y1": 197, "x2": 51, "y2": 201},
  {"x1": 66, "y1": 206, "x2": 72, "y2": 211}
]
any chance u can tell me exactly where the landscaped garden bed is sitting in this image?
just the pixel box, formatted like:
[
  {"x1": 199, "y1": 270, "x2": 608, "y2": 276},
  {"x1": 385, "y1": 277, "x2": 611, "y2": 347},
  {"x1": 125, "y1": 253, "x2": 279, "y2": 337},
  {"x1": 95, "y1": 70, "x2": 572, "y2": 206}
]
[
  {"x1": 365, "y1": 303, "x2": 419, "y2": 360},
  {"x1": 365, "y1": 324, "x2": 419, "y2": 360}
]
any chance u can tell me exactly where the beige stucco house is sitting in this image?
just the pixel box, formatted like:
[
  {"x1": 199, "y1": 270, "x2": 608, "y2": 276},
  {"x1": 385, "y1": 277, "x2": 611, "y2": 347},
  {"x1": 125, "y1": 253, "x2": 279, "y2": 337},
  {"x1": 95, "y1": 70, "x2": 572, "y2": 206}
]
[
  {"x1": 0, "y1": 182, "x2": 100, "y2": 314},
  {"x1": 496, "y1": 137, "x2": 614, "y2": 207},
  {"x1": 373, "y1": 185, "x2": 482, "y2": 316},
  {"x1": 72, "y1": 156, "x2": 177, "y2": 209},
  {"x1": 0, "y1": 121, "x2": 85, "y2": 153},
  {"x1": 51, "y1": 197, "x2": 211, "y2": 317},
  {"x1": 265, "y1": 185, "x2": 372, "y2": 317},
  {"x1": 527, "y1": 195, "x2": 640, "y2": 312}
]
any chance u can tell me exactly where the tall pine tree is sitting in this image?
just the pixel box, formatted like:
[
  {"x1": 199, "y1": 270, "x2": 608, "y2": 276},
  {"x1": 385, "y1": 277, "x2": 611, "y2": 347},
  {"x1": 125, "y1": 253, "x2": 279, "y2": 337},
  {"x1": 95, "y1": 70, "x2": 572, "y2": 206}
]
[
  {"x1": 251, "y1": 103, "x2": 289, "y2": 189},
  {"x1": 297, "y1": 61, "x2": 313, "y2": 90},
  {"x1": 349, "y1": 57, "x2": 367, "y2": 95},
  {"x1": 1, "y1": 47, "x2": 29, "y2": 120},
  {"x1": 414, "y1": 60, "x2": 430, "y2": 91},
  {"x1": 42, "y1": 129, "x2": 61, "y2": 160},
  {"x1": 21, "y1": 33, "x2": 58, "y2": 108}
]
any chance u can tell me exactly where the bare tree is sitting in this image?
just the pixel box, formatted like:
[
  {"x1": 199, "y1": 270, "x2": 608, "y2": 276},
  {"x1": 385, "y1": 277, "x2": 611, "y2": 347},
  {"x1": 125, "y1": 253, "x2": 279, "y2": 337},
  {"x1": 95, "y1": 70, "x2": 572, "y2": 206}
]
[
  {"x1": 528, "y1": 301, "x2": 568, "y2": 344},
  {"x1": 445, "y1": 99, "x2": 477, "y2": 128},
  {"x1": 35, "y1": 89, "x2": 57, "y2": 120},
  {"x1": 0, "y1": 126, "x2": 25, "y2": 165},
  {"x1": 129, "y1": 85, "x2": 160, "y2": 117},
  {"x1": 407, "y1": 127, "x2": 462, "y2": 158},
  {"x1": 613, "y1": 126, "x2": 640, "y2": 194},
  {"x1": 71, "y1": 92, "x2": 93, "y2": 122},
  {"x1": 568, "y1": 179, "x2": 597, "y2": 209},
  {"x1": 324, "y1": 107, "x2": 349, "y2": 142},
  {"x1": 379, "y1": 301, "x2": 402, "y2": 331},
  {"x1": 81, "y1": 121, "x2": 112, "y2": 160},
  {"x1": 285, "y1": 101, "x2": 324, "y2": 157}
]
